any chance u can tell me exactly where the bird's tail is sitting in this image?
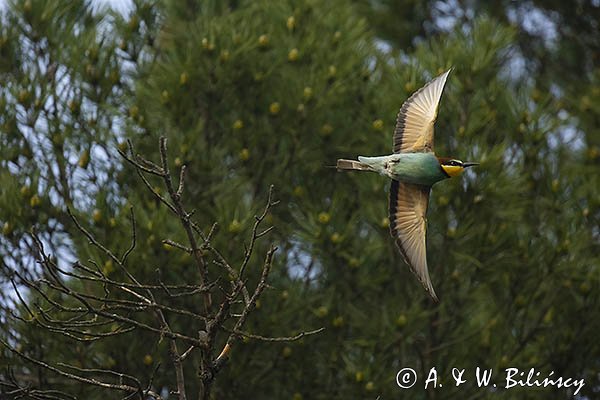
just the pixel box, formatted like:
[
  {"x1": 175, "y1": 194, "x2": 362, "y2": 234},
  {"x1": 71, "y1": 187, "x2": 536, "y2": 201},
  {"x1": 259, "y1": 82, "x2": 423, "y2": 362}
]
[{"x1": 336, "y1": 159, "x2": 375, "y2": 172}]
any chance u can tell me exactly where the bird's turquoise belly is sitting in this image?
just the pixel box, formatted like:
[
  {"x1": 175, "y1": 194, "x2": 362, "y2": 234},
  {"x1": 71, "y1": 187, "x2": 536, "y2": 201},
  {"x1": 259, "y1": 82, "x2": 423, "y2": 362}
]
[{"x1": 391, "y1": 153, "x2": 447, "y2": 186}]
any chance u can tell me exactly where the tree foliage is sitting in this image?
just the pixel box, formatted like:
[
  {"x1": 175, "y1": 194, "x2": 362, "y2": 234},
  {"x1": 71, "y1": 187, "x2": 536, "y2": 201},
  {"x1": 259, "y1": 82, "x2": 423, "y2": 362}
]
[{"x1": 1, "y1": 0, "x2": 599, "y2": 399}]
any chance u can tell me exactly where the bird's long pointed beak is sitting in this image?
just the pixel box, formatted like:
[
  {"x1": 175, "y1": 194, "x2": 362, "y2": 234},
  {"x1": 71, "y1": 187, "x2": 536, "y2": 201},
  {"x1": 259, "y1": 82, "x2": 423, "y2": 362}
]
[{"x1": 463, "y1": 162, "x2": 479, "y2": 168}]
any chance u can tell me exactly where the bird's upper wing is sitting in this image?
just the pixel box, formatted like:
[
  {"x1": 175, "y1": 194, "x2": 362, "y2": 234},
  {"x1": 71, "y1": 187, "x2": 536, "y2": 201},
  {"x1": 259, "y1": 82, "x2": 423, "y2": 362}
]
[
  {"x1": 389, "y1": 179, "x2": 438, "y2": 301},
  {"x1": 393, "y1": 69, "x2": 451, "y2": 154}
]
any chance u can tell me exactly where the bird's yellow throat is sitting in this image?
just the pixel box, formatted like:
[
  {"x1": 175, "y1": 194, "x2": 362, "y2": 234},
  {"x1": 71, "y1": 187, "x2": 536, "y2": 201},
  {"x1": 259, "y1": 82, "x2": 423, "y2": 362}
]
[{"x1": 441, "y1": 165, "x2": 464, "y2": 177}]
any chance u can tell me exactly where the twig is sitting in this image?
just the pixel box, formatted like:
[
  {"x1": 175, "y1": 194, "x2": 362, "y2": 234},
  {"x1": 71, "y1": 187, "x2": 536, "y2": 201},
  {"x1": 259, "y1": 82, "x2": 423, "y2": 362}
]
[
  {"x1": 0, "y1": 337, "x2": 162, "y2": 399},
  {"x1": 120, "y1": 207, "x2": 136, "y2": 265},
  {"x1": 213, "y1": 245, "x2": 278, "y2": 366},
  {"x1": 157, "y1": 137, "x2": 210, "y2": 314},
  {"x1": 239, "y1": 185, "x2": 278, "y2": 280},
  {"x1": 162, "y1": 239, "x2": 192, "y2": 253},
  {"x1": 232, "y1": 327, "x2": 325, "y2": 342},
  {"x1": 66, "y1": 208, "x2": 141, "y2": 287},
  {"x1": 176, "y1": 164, "x2": 186, "y2": 198}
]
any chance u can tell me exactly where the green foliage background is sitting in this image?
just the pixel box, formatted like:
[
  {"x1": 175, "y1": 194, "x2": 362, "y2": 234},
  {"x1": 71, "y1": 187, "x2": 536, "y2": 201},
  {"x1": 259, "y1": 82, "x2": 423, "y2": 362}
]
[{"x1": 1, "y1": 0, "x2": 599, "y2": 398}]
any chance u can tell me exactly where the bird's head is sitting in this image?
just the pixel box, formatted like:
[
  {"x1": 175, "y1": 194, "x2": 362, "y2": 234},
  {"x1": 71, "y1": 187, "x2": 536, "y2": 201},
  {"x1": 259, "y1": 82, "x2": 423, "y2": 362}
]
[{"x1": 438, "y1": 157, "x2": 479, "y2": 177}]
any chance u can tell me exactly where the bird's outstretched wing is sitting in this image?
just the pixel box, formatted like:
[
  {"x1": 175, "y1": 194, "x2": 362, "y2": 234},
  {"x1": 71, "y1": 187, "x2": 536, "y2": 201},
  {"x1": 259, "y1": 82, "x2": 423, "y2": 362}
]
[
  {"x1": 393, "y1": 69, "x2": 451, "y2": 154},
  {"x1": 389, "y1": 179, "x2": 437, "y2": 301}
]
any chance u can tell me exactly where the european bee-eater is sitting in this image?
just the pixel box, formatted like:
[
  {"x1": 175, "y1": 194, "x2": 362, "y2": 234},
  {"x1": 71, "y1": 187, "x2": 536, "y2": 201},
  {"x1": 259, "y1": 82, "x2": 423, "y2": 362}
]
[{"x1": 337, "y1": 69, "x2": 478, "y2": 301}]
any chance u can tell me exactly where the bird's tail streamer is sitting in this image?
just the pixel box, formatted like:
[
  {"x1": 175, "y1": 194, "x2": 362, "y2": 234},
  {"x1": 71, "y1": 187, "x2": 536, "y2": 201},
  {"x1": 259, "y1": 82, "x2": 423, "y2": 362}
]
[{"x1": 336, "y1": 159, "x2": 375, "y2": 172}]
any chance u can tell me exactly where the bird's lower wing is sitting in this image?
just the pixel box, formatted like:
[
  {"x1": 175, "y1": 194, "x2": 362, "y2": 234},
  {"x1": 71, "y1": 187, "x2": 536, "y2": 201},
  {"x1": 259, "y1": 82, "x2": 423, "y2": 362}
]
[{"x1": 389, "y1": 180, "x2": 437, "y2": 301}]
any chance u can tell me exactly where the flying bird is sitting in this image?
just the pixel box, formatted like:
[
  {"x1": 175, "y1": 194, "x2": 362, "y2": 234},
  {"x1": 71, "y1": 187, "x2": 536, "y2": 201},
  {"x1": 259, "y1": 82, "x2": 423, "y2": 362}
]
[{"x1": 337, "y1": 69, "x2": 478, "y2": 301}]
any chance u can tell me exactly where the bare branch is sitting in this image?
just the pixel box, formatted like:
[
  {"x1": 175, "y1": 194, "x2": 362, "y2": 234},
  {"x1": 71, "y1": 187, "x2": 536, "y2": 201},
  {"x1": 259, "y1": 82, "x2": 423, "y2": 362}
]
[
  {"x1": 117, "y1": 140, "x2": 163, "y2": 176},
  {"x1": 176, "y1": 164, "x2": 187, "y2": 198},
  {"x1": 162, "y1": 239, "x2": 192, "y2": 253},
  {"x1": 157, "y1": 137, "x2": 210, "y2": 313},
  {"x1": 65, "y1": 208, "x2": 141, "y2": 287},
  {"x1": 213, "y1": 245, "x2": 278, "y2": 367},
  {"x1": 0, "y1": 337, "x2": 162, "y2": 399},
  {"x1": 121, "y1": 207, "x2": 137, "y2": 265},
  {"x1": 232, "y1": 327, "x2": 325, "y2": 342},
  {"x1": 4, "y1": 136, "x2": 318, "y2": 400},
  {"x1": 135, "y1": 166, "x2": 178, "y2": 213},
  {"x1": 0, "y1": 376, "x2": 77, "y2": 400},
  {"x1": 239, "y1": 184, "x2": 277, "y2": 280}
]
